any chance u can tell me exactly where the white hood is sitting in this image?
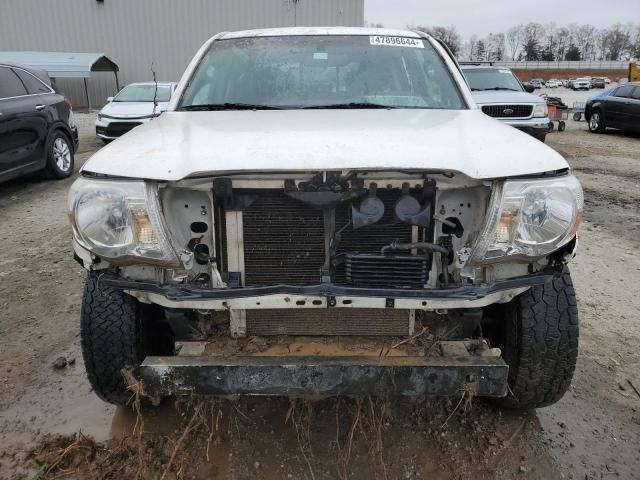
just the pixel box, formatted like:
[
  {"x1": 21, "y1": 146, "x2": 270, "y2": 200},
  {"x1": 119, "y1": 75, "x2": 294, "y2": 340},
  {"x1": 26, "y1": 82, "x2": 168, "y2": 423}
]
[
  {"x1": 472, "y1": 90, "x2": 546, "y2": 105},
  {"x1": 82, "y1": 109, "x2": 568, "y2": 181},
  {"x1": 99, "y1": 101, "x2": 170, "y2": 118}
]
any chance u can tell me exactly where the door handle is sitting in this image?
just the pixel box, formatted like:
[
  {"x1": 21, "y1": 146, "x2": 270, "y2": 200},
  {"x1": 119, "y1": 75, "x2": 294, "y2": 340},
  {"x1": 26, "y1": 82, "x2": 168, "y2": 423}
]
[{"x1": 35, "y1": 104, "x2": 46, "y2": 111}]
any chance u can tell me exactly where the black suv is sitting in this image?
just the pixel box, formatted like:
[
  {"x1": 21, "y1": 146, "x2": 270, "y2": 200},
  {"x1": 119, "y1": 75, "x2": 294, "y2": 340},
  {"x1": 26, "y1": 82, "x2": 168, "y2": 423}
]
[
  {"x1": 0, "y1": 63, "x2": 79, "y2": 183},
  {"x1": 587, "y1": 82, "x2": 640, "y2": 134}
]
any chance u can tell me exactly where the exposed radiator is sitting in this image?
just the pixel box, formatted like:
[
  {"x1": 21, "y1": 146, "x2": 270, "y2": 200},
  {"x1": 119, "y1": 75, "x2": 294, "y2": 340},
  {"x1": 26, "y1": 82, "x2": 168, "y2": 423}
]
[
  {"x1": 334, "y1": 189, "x2": 414, "y2": 285},
  {"x1": 246, "y1": 309, "x2": 412, "y2": 336},
  {"x1": 345, "y1": 254, "x2": 429, "y2": 288},
  {"x1": 242, "y1": 191, "x2": 325, "y2": 286},
  {"x1": 240, "y1": 189, "x2": 421, "y2": 287}
]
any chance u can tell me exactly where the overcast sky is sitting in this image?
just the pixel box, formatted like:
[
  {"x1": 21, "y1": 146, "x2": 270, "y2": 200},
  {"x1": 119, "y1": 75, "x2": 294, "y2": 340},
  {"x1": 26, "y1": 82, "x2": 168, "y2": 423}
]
[{"x1": 365, "y1": 0, "x2": 640, "y2": 38}]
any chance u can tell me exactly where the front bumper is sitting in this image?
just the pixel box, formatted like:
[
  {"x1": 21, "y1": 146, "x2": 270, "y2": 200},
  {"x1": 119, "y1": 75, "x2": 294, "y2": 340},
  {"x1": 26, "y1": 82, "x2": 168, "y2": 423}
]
[
  {"x1": 95, "y1": 115, "x2": 154, "y2": 140},
  {"x1": 502, "y1": 117, "x2": 550, "y2": 138},
  {"x1": 141, "y1": 354, "x2": 509, "y2": 397}
]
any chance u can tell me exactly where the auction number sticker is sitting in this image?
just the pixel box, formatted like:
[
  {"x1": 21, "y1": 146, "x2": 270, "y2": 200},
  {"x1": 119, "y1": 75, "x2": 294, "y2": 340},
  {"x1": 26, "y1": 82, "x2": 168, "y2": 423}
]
[{"x1": 369, "y1": 36, "x2": 424, "y2": 48}]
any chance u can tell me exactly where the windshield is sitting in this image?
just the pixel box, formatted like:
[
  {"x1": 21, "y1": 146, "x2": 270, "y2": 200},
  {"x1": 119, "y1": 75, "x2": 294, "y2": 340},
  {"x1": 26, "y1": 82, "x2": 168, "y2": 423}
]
[
  {"x1": 179, "y1": 35, "x2": 465, "y2": 110},
  {"x1": 114, "y1": 84, "x2": 172, "y2": 102},
  {"x1": 463, "y1": 68, "x2": 524, "y2": 92}
]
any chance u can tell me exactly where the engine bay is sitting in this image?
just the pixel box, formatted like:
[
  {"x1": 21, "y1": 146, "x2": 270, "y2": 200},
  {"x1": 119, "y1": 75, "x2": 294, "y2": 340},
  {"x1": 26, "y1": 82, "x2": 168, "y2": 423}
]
[{"x1": 159, "y1": 170, "x2": 492, "y2": 290}]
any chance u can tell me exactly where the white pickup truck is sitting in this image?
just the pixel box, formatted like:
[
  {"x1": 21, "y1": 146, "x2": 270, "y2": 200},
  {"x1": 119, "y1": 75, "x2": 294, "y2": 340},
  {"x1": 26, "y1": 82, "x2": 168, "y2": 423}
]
[{"x1": 68, "y1": 27, "x2": 582, "y2": 409}]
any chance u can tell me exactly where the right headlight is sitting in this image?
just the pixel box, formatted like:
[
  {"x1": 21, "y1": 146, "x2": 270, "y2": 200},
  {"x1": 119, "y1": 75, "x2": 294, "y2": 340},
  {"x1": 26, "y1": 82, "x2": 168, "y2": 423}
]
[
  {"x1": 533, "y1": 103, "x2": 548, "y2": 117},
  {"x1": 469, "y1": 175, "x2": 583, "y2": 264},
  {"x1": 68, "y1": 177, "x2": 179, "y2": 266}
]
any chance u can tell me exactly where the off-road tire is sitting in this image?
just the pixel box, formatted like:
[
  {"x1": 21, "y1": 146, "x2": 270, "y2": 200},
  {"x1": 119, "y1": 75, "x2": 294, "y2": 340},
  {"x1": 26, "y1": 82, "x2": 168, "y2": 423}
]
[
  {"x1": 43, "y1": 129, "x2": 74, "y2": 179},
  {"x1": 80, "y1": 273, "x2": 173, "y2": 405},
  {"x1": 492, "y1": 269, "x2": 579, "y2": 409}
]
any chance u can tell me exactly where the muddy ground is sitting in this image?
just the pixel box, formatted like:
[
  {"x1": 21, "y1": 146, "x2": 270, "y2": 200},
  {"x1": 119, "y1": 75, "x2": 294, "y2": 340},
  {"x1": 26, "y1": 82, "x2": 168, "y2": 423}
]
[{"x1": 0, "y1": 108, "x2": 639, "y2": 479}]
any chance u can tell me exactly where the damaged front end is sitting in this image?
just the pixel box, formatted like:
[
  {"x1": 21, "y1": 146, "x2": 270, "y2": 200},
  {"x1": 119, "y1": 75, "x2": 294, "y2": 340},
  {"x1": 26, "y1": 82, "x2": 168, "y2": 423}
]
[{"x1": 69, "y1": 169, "x2": 581, "y2": 399}]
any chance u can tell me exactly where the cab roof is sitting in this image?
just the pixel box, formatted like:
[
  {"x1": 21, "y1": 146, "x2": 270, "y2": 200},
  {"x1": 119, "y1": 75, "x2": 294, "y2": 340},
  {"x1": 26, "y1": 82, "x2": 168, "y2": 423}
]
[{"x1": 219, "y1": 26, "x2": 425, "y2": 40}]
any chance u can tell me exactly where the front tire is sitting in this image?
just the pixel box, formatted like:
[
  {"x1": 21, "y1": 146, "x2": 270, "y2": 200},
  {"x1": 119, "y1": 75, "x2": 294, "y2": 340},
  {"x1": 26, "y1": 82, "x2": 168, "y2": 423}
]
[
  {"x1": 588, "y1": 110, "x2": 606, "y2": 133},
  {"x1": 491, "y1": 269, "x2": 579, "y2": 409},
  {"x1": 80, "y1": 273, "x2": 173, "y2": 405},
  {"x1": 44, "y1": 130, "x2": 74, "y2": 179}
]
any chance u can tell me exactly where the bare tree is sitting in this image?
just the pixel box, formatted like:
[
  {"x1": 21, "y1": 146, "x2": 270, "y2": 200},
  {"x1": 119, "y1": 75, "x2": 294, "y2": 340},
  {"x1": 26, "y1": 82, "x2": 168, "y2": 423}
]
[
  {"x1": 555, "y1": 27, "x2": 571, "y2": 60},
  {"x1": 575, "y1": 24, "x2": 597, "y2": 61},
  {"x1": 541, "y1": 22, "x2": 558, "y2": 61},
  {"x1": 631, "y1": 25, "x2": 640, "y2": 58},
  {"x1": 486, "y1": 33, "x2": 505, "y2": 61},
  {"x1": 466, "y1": 35, "x2": 478, "y2": 61},
  {"x1": 506, "y1": 25, "x2": 524, "y2": 60},
  {"x1": 601, "y1": 23, "x2": 632, "y2": 60},
  {"x1": 418, "y1": 25, "x2": 463, "y2": 57},
  {"x1": 522, "y1": 22, "x2": 545, "y2": 60}
]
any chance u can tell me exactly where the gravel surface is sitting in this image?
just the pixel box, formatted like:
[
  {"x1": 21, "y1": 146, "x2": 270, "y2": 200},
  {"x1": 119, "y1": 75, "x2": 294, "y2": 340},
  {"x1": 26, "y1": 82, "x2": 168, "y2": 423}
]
[{"x1": 0, "y1": 111, "x2": 639, "y2": 479}]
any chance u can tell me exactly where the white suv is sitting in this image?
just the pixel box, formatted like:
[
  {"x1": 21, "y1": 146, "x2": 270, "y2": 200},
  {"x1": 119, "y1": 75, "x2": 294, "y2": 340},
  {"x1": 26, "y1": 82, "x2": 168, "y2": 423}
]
[
  {"x1": 462, "y1": 66, "x2": 550, "y2": 142},
  {"x1": 572, "y1": 78, "x2": 591, "y2": 91},
  {"x1": 68, "y1": 28, "x2": 583, "y2": 409}
]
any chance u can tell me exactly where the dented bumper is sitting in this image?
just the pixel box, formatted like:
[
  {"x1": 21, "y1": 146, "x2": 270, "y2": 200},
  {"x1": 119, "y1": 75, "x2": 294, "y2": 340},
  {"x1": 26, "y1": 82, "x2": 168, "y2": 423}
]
[{"x1": 140, "y1": 355, "x2": 509, "y2": 398}]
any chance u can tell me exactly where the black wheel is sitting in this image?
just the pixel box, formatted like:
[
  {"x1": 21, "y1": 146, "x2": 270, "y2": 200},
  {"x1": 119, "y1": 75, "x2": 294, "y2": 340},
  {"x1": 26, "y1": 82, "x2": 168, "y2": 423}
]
[
  {"x1": 588, "y1": 109, "x2": 605, "y2": 133},
  {"x1": 44, "y1": 130, "x2": 74, "y2": 179},
  {"x1": 534, "y1": 132, "x2": 547, "y2": 143},
  {"x1": 572, "y1": 112, "x2": 582, "y2": 121},
  {"x1": 489, "y1": 269, "x2": 579, "y2": 409},
  {"x1": 547, "y1": 122, "x2": 554, "y2": 133},
  {"x1": 558, "y1": 121, "x2": 566, "y2": 132},
  {"x1": 80, "y1": 273, "x2": 174, "y2": 405}
]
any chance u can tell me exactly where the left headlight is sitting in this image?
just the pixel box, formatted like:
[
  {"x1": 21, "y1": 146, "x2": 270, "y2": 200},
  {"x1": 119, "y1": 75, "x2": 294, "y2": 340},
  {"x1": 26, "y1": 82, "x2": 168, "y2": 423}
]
[
  {"x1": 469, "y1": 175, "x2": 583, "y2": 264},
  {"x1": 68, "y1": 177, "x2": 179, "y2": 266}
]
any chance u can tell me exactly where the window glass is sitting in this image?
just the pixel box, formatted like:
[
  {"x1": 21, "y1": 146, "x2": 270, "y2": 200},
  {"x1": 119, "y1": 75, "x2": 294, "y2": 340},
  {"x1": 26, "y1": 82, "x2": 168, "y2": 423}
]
[
  {"x1": 630, "y1": 86, "x2": 640, "y2": 100},
  {"x1": 462, "y1": 68, "x2": 523, "y2": 92},
  {"x1": 13, "y1": 68, "x2": 51, "y2": 94},
  {"x1": 180, "y1": 35, "x2": 465, "y2": 109},
  {"x1": 114, "y1": 84, "x2": 173, "y2": 102},
  {"x1": 614, "y1": 85, "x2": 634, "y2": 98},
  {"x1": 0, "y1": 67, "x2": 28, "y2": 99}
]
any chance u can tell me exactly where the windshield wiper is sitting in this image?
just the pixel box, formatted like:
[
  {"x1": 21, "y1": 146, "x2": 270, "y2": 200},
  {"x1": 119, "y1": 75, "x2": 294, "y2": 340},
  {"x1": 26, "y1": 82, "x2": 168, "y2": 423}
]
[
  {"x1": 477, "y1": 87, "x2": 520, "y2": 92},
  {"x1": 181, "y1": 103, "x2": 284, "y2": 111},
  {"x1": 299, "y1": 102, "x2": 393, "y2": 109}
]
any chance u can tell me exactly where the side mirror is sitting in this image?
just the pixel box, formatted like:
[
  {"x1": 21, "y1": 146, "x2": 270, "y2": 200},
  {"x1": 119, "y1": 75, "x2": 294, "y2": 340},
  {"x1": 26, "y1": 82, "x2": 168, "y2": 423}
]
[
  {"x1": 106, "y1": 96, "x2": 114, "y2": 103},
  {"x1": 523, "y1": 83, "x2": 535, "y2": 93}
]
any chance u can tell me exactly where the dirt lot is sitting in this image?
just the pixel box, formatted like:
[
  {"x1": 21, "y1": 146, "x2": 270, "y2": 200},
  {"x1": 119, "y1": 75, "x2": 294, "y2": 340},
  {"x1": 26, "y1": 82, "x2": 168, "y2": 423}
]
[{"x1": 0, "y1": 107, "x2": 639, "y2": 480}]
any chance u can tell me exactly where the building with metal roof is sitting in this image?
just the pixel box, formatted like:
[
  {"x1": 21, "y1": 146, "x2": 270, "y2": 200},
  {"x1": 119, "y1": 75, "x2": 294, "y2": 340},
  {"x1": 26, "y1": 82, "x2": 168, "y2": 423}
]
[
  {"x1": 0, "y1": 0, "x2": 364, "y2": 109},
  {"x1": 0, "y1": 51, "x2": 119, "y2": 109}
]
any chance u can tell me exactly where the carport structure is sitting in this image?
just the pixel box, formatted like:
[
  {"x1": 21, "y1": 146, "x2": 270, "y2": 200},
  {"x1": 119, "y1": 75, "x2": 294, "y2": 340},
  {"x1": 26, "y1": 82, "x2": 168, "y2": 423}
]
[{"x1": 0, "y1": 51, "x2": 119, "y2": 110}]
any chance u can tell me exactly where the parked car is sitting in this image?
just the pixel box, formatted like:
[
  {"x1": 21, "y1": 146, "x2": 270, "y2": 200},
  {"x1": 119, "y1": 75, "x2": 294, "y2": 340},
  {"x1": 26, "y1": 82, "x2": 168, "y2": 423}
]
[
  {"x1": 586, "y1": 82, "x2": 640, "y2": 134},
  {"x1": 546, "y1": 79, "x2": 561, "y2": 88},
  {"x1": 462, "y1": 66, "x2": 550, "y2": 141},
  {"x1": 591, "y1": 78, "x2": 606, "y2": 89},
  {"x1": 0, "y1": 63, "x2": 78, "y2": 183},
  {"x1": 604, "y1": 77, "x2": 611, "y2": 84},
  {"x1": 530, "y1": 78, "x2": 544, "y2": 89},
  {"x1": 95, "y1": 82, "x2": 177, "y2": 142},
  {"x1": 69, "y1": 27, "x2": 583, "y2": 410},
  {"x1": 572, "y1": 78, "x2": 591, "y2": 90}
]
